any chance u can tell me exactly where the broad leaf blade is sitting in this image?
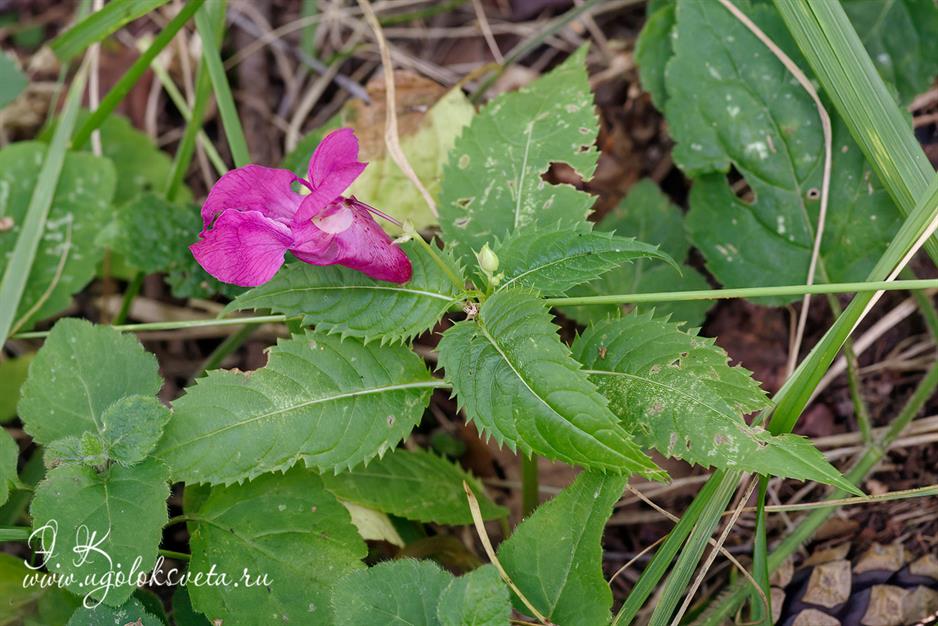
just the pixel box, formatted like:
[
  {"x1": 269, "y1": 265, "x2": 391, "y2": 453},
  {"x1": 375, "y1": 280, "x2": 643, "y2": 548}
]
[
  {"x1": 157, "y1": 331, "x2": 437, "y2": 484},
  {"x1": 0, "y1": 429, "x2": 16, "y2": 507},
  {"x1": 332, "y1": 559, "x2": 453, "y2": 626},
  {"x1": 321, "y1": 448, "x2": 505, "y2": 524},
  {"x1": 497, "y1": 471, "x2": 625, "y2": 626},
  {"x1": 0, "y1": 353, "x2": 33, "y2": 423},
  {"x1": 18, "y1": 319, "x2": 161, "y2": 445},
  {"x1": 229, "y1": 240, "x2": 464, "y2": 344},
  {"x1": 189, "y1": 468, "x2": 365, "y2": 624},
  {"x1": 439, "y1": 46, "x2": 599, "y2": 264},
  {"x1": 437, "y1": 288, "x2": 662, "y2": 477},
  {"x1": 29, "y1": 459, "x2": 169, "y2": 607},
  {"x1": 573, "y1": 314, "x2": 862, "y2": 494},
  {"x1": 437, "y1": 565, "x2": 511, "y2": 626},
  {"x1": 0, "y1": 53, "x2": 26, "y2": 109},
  {"x1": 66, "y1": 597, "x2": 163, "y2": 626},
  {"x1": 635, "y1": 2, "x2": 676, "y2": 108},
  {"x1": 495, "y1": 223, "x2": 675, "y2": 295},
  {"x1": 99, "y1": 395, "x2": 171, "y2": 466}
]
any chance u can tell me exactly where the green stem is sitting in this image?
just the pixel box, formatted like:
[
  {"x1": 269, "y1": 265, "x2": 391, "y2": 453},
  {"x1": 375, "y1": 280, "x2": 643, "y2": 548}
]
[
  {"x1": 750, "y1": 478, "x2": 771, "y2": 625},
  {"x1": 0, "y1": 526, "x2": 31, "y2": 542},
  {"x1": 158, "y1": 549, "x2": 191, "y2": 561},
  {"x1": 71, "y1": 0, "x2": 205, "y2": 150},
  {"x1": 410, "y1": 233, "x2": 467, "y2": 294},
  {"x1": 197, "y1": 323, "x2": 258, "y2": 375},
  {"x1": 112, "y1": 271, "x2": 144, "y2": 326},
  {"x1": 544, "y1": 278, "x2": 938, "y2": 307},
  {"x1": 13, "y1": 314, "x2": 288, "y2": 340},
  {"x1": 521, "y1": 454, "x2": 539, "y2": 517},
  {"x1": 166, "y1": 58, "x2": 213, "y2": 200}
]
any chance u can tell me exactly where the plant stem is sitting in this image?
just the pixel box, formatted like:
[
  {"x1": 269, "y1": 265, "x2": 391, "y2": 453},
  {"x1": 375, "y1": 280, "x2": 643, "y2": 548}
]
[
  {"x1": 112, "y1": 271, "x2": 144, "y2": 326},
  {"x1": 158, "y1": 549, "x2": 191, "y2": 561},
  {"x1": 521, "y1": 454, "x2": 539, "y2": 516},
  {"x1": 13, "y1": 314, "x2": 288, "y2": 339},
  {"x1": 0, "y1": 526, "x2": 31, "y2": 542},
  {"x1": 196, "y1": 323, "x2": 258, "y2": 375},
  {"x1": 409, "y1": 232, "x2": 467, "y2": 294}
]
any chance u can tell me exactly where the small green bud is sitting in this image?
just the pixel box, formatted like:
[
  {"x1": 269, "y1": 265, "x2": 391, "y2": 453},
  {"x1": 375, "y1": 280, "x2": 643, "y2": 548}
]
[{"x1": 477, "y1": 243, "x2": 499, "y2": 274}]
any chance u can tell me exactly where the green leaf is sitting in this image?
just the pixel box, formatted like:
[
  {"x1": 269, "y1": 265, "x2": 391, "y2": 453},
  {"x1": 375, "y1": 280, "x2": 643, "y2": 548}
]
[
  {"x1": 558, "y1": 180, "x2": 712, "y2": 327},
  {"x1": 0, "y1": 53, "x2": 26, "y2": 110},
  {"x1": 664, "y1": 0, "x2": 902, "y2": 305},
  {"x1": 50, "y1": 0, "x2": 170, "y2": 61},
  {"x1": 66, "y1": 597, "x2": 163, "y2": 626},
  {"x1": 18, "y1": 319, "x2": 161, "y2": 445},
  {"x1": 99, "y1": 395, "x2": 171, "y2": 466},
  {"x1": 437, "y1": 288, "x2": 662, "y2": 477},
  {"x1": 439, "y1": 46, "x2": 599, "y2": 265},
  {"x1": 437, "y1": 565, "x2": 511, "y2": 626},
  {"x1": 497, "y1": 471, "x2": 625, "y2": 626},
  {"x1": 0, "y1": 552, "x2": 79, "y2": 626},
  {"x1": 228, "y1": 240, "x2": 464, "y2": 344},
  {"x1": 172, "y1": 587, "x2": 211, "y2": 626},
  {"x1": 0, "y1": 143, "x2": 117, "y2": 331},
  {"x1": 44, "y1": 433, "x2": 107, "y2": 469},
  {"x1": 0, "y1": 430, "x2": 17, "y2": 508},
  {"x1": 157, "y1": 331, "x2": 437, "y2": 484},
  {"x1": 635, "y1": 3, "x2": 675, "y2": 108},
  {"x1": 333, "y1": 559, "x2": 453, "y2": 626},
  {"x1": 494, "y1": 223, "x2": 675, "y2": 295},
  {"x1": 29, "y1": 459, "x2": 169, "y2": 606},
  {"x1": 0, "y1": 353, "x2": 32, "y2": 423},
  {"x1": 842, "y1": 0, "x2": 938, "y2": 105},
  {"x1": 572, "y1": 313, "x2": 863, "y2": 494},
  {"x1": 341, "y1": 501, "x2": 405, "y2": 546},
  {"x1": 188, "y1": 468, "x2": 365, "y2": 624},
  {"x1": 321, "y1": 448, "x2": 505, "y2": 524}
]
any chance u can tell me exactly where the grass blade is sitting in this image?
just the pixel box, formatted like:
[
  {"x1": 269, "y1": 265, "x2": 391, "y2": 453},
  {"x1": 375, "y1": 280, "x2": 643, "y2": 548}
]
[{"x1": 50, "y1": 0, "x2": 170, "y2": 61}]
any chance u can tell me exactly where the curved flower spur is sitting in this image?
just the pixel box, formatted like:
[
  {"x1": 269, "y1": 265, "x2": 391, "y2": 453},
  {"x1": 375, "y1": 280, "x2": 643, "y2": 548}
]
[{"x1": 190, "y1": 128, "x2": 413, "y2": 287}]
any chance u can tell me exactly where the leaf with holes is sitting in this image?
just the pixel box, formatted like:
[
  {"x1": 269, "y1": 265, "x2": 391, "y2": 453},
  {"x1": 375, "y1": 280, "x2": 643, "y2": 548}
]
[
  {"x1": 18, "y1": 318, "x2": 161, "y2": 445},
  {"x1": 29, "y1": 459, "x2": 169, "y2": 606},
  {"x1": 437, "y1": 288, "x2": 662, "y2": 477},
  {"x1": 498, "y1": 471, "x2": 625, "y2": 626},
  {"x1": 333, "y1": 559, "x2": 453, "y2": 626},
  {"x1": 573, "y1": 313, "x2": 863, "y2": 494},
  {"x1": 0, "y1": 143, "x2": 116, "y2": 331},
  {"x1": 321, "y1": 448, "x2": 505, "y2": 524},
  {"x1": 437, "y1": 565, "x2": 511, "y2": 626},
  {"x1": 439, "y1": 46, "x2": 599, "y2": 265},
  {"x1": 559, "y1": 180, "x2": 712, "y2": 327},
  {"x1": 157, "y1": 331, "x2": 437, "y2": 484},
  {"x1": 228, "y1": 240, "x2": 464, "y2": 344},
  {"x1": 494, "y1": 222, "x2": 676, "y2": 296},
  {"x1": 663, "y1": 0, "x2": 902, "y2": 305},
  {"x1": 188, "y1": 468, "x2": 365, "y2": 624}
]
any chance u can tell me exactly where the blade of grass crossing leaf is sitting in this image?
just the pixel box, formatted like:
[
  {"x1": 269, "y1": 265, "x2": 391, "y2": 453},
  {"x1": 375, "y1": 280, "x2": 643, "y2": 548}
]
[
  {"x1": 51, "y1": 0, "x2": 170, "y2": 61},
  {"x1": 0, "y1": 62, "x2": 87, "y2": 343},
  {"x1": 166, "y1": 60, "x2": 214, "y2": 200},
  {"x1": 195, "y1": 0, "x2": 250, "y2": 168},
  {"x1": 751, "y1": 479, "x2": 771, "y2": 625},
  {"x1": 71, "y1": 0, "x2": 205, "y2": 150}
]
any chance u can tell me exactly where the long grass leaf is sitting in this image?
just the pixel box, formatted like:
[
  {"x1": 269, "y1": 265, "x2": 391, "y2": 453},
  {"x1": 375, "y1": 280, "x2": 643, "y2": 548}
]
[{"x1": 50, "y1": 0, "x2": 170, "y2": 61}]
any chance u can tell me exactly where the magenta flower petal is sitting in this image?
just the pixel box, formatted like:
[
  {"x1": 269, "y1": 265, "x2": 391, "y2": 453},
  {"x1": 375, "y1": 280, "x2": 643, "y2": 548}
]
[
  {"x1": 201, "y1": 165, "x2": 304, "y2": 229},
  {"x1": 293, "y1": 128, "x2": 366, "y2": 224},
  {"x1": 291, "y1": 200, "x2": 412, "y2": 283},
  {"x1": 190, "y1": 209, "x2": 294, "y2": 287}
]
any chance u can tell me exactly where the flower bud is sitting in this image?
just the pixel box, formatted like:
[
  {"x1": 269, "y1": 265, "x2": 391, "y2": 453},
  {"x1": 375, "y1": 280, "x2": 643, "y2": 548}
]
[{"x1": 477, "y1": 243, "x2": 499, "y2": 274}]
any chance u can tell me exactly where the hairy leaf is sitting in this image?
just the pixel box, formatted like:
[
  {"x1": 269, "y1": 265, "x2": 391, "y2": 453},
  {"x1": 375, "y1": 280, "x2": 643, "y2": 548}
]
[
  {"x1": 321, "y1": 448, "x2": 505, "y2": 524},
  {"x1": 158, "y1": 331, "x2": 436, "y2": 484},
  {"x1": 0, "y1": 53, "x2": 26, "y2": 109},
  {"x1": 498, "y1": 471, "x2": 625, "y2": 626},
  {"x1": 99, "y1": 395, "x2": 171, "y2": 466},
  {"x1": 664, "y1": 0, "x2": 901, "y2": 304},
  {"x1": 437, "y1": 565, "x2": 511, "y2": 626},
  {"x1": 438, "y1": 288, "x2": 662, "y2": 477},
  {"x1": 66, "y1": 597, "x2": 163, "y2": 626},
  {"x1": 439, "y1": 46, "x2": 599, "y2": 265},
  {"x1": 573, "y1": 314, "x2": 862, "y2": 494},
  {"x1": 229, "y1": 240, "x2": 464, "y2": 343},
  {"x1": 560, "y1": 180, "x2": 712, "y2": 327},
  {"x1": 333, "y1": 559, "x2": 453, "y2": 626},
  {"x1": 44, "y1": 432, "x2": 107, "y2": 469},
  {"x1": 494, "y1": 223, "x2": 675, "y2": 295},
  {"x1": 0, "y1": 352, "x2": 32, "y2": 423},
  {"x1": 0, "y1": 429, "x2": 16, "y2": 507},
  {"x1": 0, "y1": 143, "x2": 116, "y2": 330},
  {"x1": 29, "y1": 459, "x2": 169, "y2": 606},
  {"x1": 19, "y1": 319, "x2": 161, "y2": 445},
  {"x1": 189, "y1": 468, "x2": 365, "y2": 625}
]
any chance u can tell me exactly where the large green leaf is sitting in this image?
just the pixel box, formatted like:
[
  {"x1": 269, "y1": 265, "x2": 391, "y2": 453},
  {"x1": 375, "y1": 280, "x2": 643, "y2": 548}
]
[
  {"x1": 437, "y1": 565, "x2": 511, "y2": 626},
  {"x1": 332, "y1": 559, "x2": 453, "y2": 626},
  {"x1": 0, "y1": 143, "x2": 116, "y2": 330},
  {"x1": 321, "y1": 448, "x2": 505, "y2": 524},
  {"x1": 229, "y1": 240, "x2": 464, "y2": 344},
  {"x1": 66, "y1": 597, "x2": 163, "y2": 626},
  {"x1": 0, "y1": 353, "x2": 32, "y2": 423},
  {"x1": 98, "y1": 395, "x2": 171, "y2": 466},
  {"x1": 18, "y1": 319, "x2": 161, "y2": 445},
  {"x1": 560, "y1": 180, "x2": 712, "y2": 327},
  {"x1": 29, "y1": 459, "x2": 169, "y2": 606},
  {"x1": 188, "y1": 468, "x2": 365, "y2": 624},
  {"x1": 437, "y1": 288, "x2": 662, "y2": 477},
  {"x1": 494, "y1": 223, "x2": 675, "y2": 295},
  {"x1": 157, "y1": 331, "x2": 437, "y2": 484},
  {"x1": 0, "y1": 430, "x2": 16, "y2": 508},
  {"x1": 439, "y1": 46, "x2": 599, "y2": 265},
  {"x1": 573, "y1": 313, "x2": 862, "y2": 494},
  {"x1": 0, "y1": 552, "x2": 79, "y2": 626},
  {"x1": 498, "y1": 471, "x2": 625, "y2": 626},
  {"x1": 0, "y1": 53, "x2": 26, "y2": 110},
  {"x1": 635, "y1": 2, "x2": 675, "y2": 108},
  {"x1": 664, "y1": 0, "x2": 902, "y2": 304}
]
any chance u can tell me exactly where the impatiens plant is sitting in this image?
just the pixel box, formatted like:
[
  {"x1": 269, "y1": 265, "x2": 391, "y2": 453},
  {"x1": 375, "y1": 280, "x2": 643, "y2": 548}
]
[{"x1": 3, "y1": 1, "x2": 938, "y2": 625}]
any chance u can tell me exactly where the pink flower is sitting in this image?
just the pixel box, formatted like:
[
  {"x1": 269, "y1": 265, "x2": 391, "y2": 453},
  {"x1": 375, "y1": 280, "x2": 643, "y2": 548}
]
[{"x1": 190, "y1": 128, "x2": 412, "y2": 287}]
